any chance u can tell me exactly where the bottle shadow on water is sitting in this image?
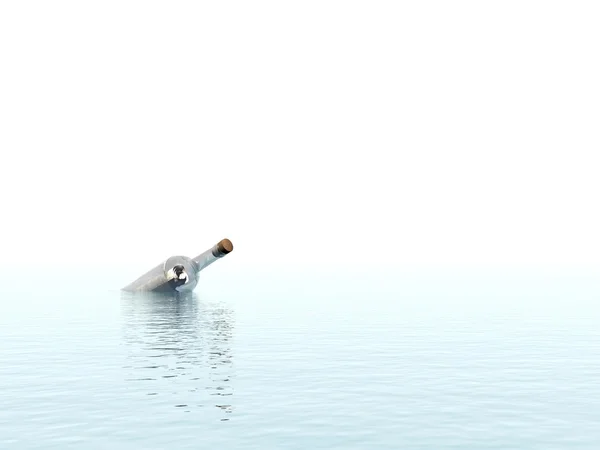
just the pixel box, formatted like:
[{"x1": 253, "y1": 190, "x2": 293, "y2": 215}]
[{"x1": 120, "y1": 291, "x2": 234, "y2": 420}]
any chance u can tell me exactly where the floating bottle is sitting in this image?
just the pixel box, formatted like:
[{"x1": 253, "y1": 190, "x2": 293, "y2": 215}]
[{"x1": 122, "y1": 239, "x2": 233, "y2": 293}]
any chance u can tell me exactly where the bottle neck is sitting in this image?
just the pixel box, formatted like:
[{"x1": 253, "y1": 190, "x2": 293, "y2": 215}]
[
  {"x1": 192, "y1": 249, "x2": 216, "y2": 272},
  {"x1": 191, "y1": 247, "x2": 224, "y2": 272},
  {"x1": 192, "y1": 239, "x2": 233, "y2": 273}
]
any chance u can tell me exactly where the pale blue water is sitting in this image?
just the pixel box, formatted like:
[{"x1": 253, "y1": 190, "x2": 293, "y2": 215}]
[{"x1": 1, "y1": 266, "x2": 600, "y2": 449}]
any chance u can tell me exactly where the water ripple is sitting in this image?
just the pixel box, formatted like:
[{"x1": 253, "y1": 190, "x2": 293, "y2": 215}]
[{"x1": 120, "y1": 291, "x2": 235, "y2": 420}]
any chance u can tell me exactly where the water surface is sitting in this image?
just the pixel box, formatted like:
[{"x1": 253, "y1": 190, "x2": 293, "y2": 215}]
[{"x1": 1, "y1": 266, "x2": 599, "y2": 449}]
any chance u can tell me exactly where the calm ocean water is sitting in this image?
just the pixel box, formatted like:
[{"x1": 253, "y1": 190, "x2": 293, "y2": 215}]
[{"x1": 1, "y1": 265, "x2": 599, "y2": 449}]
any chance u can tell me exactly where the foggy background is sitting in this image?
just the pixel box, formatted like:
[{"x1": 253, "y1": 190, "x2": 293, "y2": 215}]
[{"x1": 1, "y1": 1, "x2": 598, "y2": 270}]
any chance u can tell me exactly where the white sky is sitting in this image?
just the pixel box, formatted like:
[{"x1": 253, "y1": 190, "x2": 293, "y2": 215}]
[{"x1": 0, "y1": 1, "x2": 598, "y2": 268}]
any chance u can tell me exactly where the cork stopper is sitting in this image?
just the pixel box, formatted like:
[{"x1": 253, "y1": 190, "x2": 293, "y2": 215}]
[{"x1": 212, "y1": 238, "x2": 233, "y2": 257}]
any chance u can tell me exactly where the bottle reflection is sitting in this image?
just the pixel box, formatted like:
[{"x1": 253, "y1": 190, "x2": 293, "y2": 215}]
[{"x1": 121, "y1": 291, "x2": 234, "y2": 420}]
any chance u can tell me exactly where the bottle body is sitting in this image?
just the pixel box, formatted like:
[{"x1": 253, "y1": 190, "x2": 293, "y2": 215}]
[{"x1": 122, "y1": 255, "x2": 200, "y2": 293}]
